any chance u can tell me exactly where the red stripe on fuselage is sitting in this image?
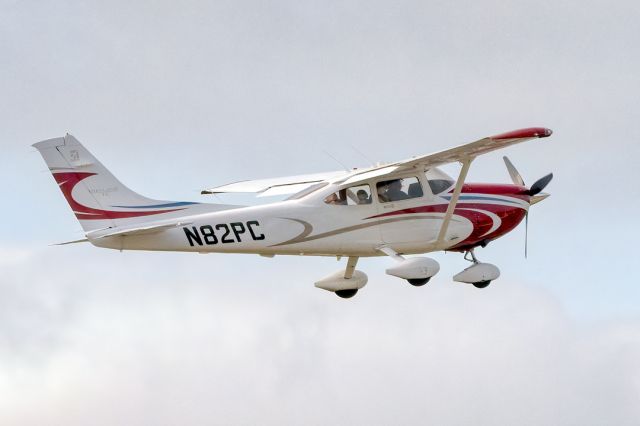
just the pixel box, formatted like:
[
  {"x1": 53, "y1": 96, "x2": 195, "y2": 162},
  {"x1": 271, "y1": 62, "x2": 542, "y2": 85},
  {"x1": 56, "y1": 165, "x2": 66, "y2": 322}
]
[
  {"x1": 53, "y1": 172, "x2": 185, "y2": 220},
  {"x1": 455, "y1": 183, "x2": 531, "y2": 201},
  {"x1": 367, "y1": 202, "x2": 526, "y2": 251},
  {"x1": 451, "y1": 203, "x2": 526, "y2": 251},
  {"x1": 366, "y1": 183, "x2": 529, "y2": 250}
]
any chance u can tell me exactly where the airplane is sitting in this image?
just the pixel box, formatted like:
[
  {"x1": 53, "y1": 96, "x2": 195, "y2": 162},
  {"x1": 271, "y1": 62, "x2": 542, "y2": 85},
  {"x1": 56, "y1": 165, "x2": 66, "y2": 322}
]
[{"x1": 33, "y1": 127, "x2": 553, "y2": 298}]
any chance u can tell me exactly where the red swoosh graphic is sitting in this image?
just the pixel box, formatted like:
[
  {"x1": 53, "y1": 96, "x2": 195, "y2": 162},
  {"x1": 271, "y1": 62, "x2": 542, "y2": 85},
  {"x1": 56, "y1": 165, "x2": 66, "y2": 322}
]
[
  {"x1": 53, "y1": 172, "x2": 185, "y2": 220},
  {"x1": 366, "y1": 203, "x2": 526, "y2": 251}
]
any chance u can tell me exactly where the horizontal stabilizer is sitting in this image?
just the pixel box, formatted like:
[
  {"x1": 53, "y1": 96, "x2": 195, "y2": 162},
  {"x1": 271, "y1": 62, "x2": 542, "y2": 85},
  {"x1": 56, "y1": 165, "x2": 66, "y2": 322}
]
[
  {"x1": 87, "y1": 221, "x2": 193, "y2": 240},
  {"x1": 51, "y1": 238, "x2": 90, "y2": 246}
]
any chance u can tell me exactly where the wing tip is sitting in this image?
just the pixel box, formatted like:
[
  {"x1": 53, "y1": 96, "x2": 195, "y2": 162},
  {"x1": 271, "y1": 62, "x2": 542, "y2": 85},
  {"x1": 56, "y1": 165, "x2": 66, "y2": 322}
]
[{"x1": 491, "y1": 127, "x2": 553, "y2": 140}]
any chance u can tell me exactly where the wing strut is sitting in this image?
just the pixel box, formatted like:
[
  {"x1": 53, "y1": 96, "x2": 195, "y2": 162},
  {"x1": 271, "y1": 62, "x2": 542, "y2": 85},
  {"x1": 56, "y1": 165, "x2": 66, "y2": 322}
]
[{"x1": 436, "y1": 158, "x2": 473, "y2": 247}]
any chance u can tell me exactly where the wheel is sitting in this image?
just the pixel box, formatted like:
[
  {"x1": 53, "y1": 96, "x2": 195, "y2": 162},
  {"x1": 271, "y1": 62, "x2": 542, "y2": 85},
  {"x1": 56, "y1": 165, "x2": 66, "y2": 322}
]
[
  {"x1": 407, "y1": 277, "x2": 431, "y2": 287},
  {"x1": 335, "y1": 289, "x2": 358, "y2": 298},
  {"x1": 472, "y1": 280, "x2": 491, "y2": 289}
]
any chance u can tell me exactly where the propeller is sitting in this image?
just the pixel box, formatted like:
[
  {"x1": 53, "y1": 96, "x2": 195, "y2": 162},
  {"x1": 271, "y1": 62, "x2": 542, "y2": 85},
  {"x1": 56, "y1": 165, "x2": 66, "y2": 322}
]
[
  {"x1": 527, "y1": 173, "x2": 553, "y2": 196},
  {"x1": 502, "y1": 156, "x2": 553, "y2": 258},
  {"x1": 503, "y1": 156, "x2": 525, "y2": 187}
]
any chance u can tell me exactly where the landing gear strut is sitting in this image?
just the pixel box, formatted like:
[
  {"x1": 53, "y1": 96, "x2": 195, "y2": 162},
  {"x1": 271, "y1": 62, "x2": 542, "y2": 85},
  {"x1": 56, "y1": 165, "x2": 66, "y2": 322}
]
[
  {"x1": 464, "y1": 249, "x2": 479, "y2": 264},
  {"x1": 465, "y1": 249, "x2": 492, "y2": 288}
]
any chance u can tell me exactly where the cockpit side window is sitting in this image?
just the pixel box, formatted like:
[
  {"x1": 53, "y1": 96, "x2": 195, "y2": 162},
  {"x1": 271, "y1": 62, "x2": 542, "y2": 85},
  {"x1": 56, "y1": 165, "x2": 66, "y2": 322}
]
[
  {"x1": 376, "y1": 177, "x2": 423, "y2": 203},
  {"x1": 324, "y1": 184, "x2": 373, "y2": 206}
]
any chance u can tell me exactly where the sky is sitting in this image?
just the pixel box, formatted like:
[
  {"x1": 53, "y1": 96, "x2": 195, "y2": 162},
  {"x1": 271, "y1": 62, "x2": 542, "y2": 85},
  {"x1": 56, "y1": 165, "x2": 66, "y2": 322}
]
[{"x1": 1, "y1": 0, "x2": 640, "y2": 424}]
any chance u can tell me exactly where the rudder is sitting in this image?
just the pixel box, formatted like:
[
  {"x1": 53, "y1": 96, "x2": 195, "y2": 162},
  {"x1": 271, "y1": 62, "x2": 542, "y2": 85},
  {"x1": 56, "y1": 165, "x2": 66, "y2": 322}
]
[{"x1": 33, "y1": 134, "x2": 201, "y2": 232}]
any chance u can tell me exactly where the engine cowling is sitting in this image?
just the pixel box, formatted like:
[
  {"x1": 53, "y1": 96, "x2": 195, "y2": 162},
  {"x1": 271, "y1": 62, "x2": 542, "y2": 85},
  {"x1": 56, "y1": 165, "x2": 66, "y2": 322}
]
[
  {"x1": 315, "y1": 270, "x2": 368, "y2": 292},
  {"x1": 386, "y1": 257, "x2": 440, "y2": 280},
  {"x1": 453, "y1": 263, "x2": 500, "y2": 284}
]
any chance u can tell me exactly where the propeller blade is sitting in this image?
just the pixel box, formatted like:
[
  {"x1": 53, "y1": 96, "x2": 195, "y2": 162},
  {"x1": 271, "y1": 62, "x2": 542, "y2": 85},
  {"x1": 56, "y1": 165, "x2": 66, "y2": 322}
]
[
  {"x1": 503, "y1": 156, "x2": 525, "y2": 186},
  {"x1": 530, "y1": 192, "x2": 550, "y2": 205},
  {"x1": 527, "y1": 173, "x2": 553, "y2": 196}
]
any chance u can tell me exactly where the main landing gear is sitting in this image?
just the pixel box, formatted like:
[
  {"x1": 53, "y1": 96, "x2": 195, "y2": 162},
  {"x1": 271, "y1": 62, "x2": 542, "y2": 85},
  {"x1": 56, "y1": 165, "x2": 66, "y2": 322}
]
[
  {"x1": 314, "y1": 248, "x2": 501, "y2": 297},
  {"x1": 453, "y1": 249, "x2": 501, "y2": 288},
  {"x1": 314, "y1": 256, "x2": 368, "y2": 299},
  {"x1": 335, "y1": 289, "x2": 359, "y2": 299},
  {"x1": 377, "y1": 246, "x2": 440, "y2": 287}
]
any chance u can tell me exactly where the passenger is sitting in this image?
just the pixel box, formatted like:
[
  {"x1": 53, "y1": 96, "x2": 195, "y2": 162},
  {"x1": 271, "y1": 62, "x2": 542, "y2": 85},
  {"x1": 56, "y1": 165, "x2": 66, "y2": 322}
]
[
  {"x1": 385, "y1": 179, "x2": 409, "y2": 201},
  {"x1": 356, "y1": 189, "x2": 371, "y2": 204}
]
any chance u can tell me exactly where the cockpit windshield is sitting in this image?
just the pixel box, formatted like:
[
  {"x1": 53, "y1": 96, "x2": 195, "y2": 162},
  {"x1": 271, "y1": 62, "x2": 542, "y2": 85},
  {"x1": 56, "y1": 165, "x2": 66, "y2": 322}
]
[{"x1": 425, "y1": 168, "x2": 454, "y2": 195}]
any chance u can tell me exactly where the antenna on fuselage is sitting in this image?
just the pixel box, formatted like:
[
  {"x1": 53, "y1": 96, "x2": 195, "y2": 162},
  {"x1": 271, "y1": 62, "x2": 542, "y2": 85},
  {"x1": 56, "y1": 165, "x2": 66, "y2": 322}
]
[
  {"x1": 349, "y1": 144, "x2": 374, "y2": 167},
  {"x1": 322, "y1": 150, "x2": 350, "y2": 172}
]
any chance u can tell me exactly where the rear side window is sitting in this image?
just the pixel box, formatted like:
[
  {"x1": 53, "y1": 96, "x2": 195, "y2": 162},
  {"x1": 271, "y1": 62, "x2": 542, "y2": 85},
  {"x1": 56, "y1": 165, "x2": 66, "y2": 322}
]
[
  {"x1": 376, "y1": 177, "x2": 423, "y2": 203},
  {"x1": 324, "y1": 184, "x2": 373, "y2": 206}
]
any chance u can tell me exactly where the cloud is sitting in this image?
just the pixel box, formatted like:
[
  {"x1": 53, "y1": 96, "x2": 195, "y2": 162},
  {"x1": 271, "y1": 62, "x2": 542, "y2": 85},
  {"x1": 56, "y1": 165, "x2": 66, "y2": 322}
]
[
  {"x1": 0, "y1": 247, "x2": 32, "y2": 267},
  {"x1": 0, "y1": 247, "x2": 638, "y2": 425}
]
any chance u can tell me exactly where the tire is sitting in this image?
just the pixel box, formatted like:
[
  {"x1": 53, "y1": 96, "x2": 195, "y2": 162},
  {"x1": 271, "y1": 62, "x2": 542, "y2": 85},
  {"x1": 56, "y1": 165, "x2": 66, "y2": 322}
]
[
  {"x1": 472, "y1": 280, "x2": 491, "y2": 289},
  {"x1": 407, "y1": 278, "x2": 431, "y2": 286},
  {"x1": 335, "y1": 289, "x2": 358, "y2": 298}
]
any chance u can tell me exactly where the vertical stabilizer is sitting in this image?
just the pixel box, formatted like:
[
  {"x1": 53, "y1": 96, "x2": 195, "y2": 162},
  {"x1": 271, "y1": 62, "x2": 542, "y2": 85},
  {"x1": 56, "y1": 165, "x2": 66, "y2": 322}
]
[{"x1": 33, "y1": 134, "x2": 207, "y2": 232}]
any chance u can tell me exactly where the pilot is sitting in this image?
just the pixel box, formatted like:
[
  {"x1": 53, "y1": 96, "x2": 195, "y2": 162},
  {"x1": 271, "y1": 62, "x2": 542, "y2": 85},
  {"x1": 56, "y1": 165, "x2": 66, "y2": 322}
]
[
  {"x1": 385, "y1": 179, "x2": 408, "y2": 201},
  {"x1": 356, "y1": 189, "x2": 371, "y2": 204},
  {"x1": 377, "y1": 184, "x2": 390, "y2": 203}
]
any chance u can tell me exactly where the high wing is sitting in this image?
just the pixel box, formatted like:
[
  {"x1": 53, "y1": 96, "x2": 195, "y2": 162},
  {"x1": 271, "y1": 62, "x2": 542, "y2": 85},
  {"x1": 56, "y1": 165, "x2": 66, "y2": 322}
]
[
  {"x1": 202, "y1": 171, "x2": 349, "y2": 197},
  {"x1": 201, "y1": 128, "x2": 552, "y2": 196},
  {"x1": 339, "y1": 127, "x2": 552, "y2": 186}
]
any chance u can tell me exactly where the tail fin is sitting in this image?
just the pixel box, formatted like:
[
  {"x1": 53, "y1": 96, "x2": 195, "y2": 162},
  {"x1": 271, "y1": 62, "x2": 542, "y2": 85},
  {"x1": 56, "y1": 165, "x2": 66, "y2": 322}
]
[{"x1": 33, "y1": 134, "x2": 202, "y2": 232}]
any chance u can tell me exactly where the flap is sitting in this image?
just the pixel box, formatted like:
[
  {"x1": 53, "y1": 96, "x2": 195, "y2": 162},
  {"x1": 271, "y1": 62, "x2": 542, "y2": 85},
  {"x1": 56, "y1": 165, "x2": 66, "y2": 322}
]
[
  {"x1": 202, "y1": 170, "x2": 348, "y2": 195},
  {"x1": 87, "y1": 220, "x2": 193, "y2": 239}
]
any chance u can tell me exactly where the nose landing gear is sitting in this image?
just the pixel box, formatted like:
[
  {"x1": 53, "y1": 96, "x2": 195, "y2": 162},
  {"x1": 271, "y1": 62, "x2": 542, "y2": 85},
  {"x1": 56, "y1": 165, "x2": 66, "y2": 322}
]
[{"x1": 453, "y1": 249, "x2": 500, "y2": 288}]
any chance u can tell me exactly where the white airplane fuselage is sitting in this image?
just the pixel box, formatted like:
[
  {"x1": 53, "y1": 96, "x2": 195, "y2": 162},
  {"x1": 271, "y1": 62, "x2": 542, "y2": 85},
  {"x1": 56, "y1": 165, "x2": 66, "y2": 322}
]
[
  {"x1": 34, "y1": 128, "x2": 551, "y2": 297},
  {"x1": 90, "y1": 179, "x2": 530, "y2": 257}
]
